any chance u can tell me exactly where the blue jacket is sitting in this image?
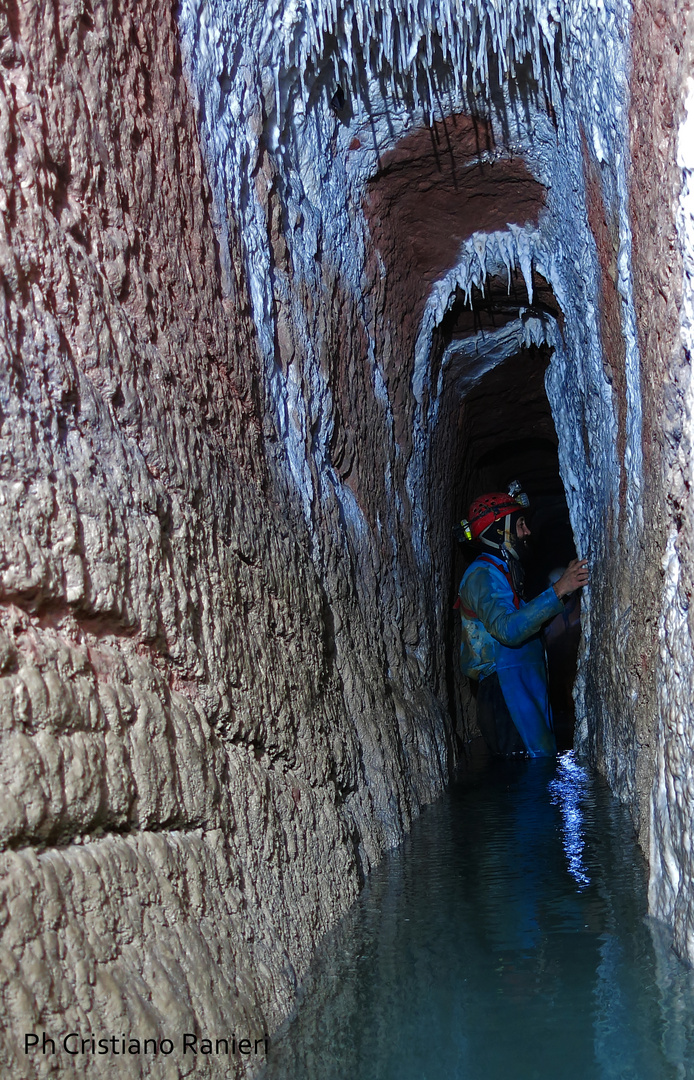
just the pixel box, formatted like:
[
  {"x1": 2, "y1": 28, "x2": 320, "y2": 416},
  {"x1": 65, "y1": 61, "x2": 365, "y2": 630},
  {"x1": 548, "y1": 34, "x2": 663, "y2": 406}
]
[{"x1": 458, "y1": 552, "x2": 563, "y2": 756}]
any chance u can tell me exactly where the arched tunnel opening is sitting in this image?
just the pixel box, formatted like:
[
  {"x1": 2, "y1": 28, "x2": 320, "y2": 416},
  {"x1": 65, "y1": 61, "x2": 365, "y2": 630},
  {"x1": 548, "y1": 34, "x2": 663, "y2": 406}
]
[
  {"x1": 425, "y1": 268, "x2": 582, "y2": 756},
  {"x1": 445, "y1": 336, "x2": 581, "y2": 754},
  {"x1": 2, "y1": 0, "x2": 694, "y2": 1076},
  {"x1": 360, "y1": 113, "x2": 587, "y2": 762}
]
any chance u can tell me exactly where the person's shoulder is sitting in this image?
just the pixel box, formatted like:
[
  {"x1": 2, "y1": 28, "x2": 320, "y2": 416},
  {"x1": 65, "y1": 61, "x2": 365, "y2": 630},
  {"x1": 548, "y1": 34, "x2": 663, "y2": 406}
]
[
  {"x1": 461, "y1": 557, "x2": 496, "y2": 588},
  {"x1": 467, "y1": 554, "x2": 504, "y2": 573}
]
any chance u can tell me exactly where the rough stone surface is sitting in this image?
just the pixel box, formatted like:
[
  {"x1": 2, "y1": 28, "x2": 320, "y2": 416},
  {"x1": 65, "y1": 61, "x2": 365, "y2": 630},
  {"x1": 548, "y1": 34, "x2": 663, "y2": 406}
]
[
  {"x1": 364, "y1": 118, "x2": 545, "y2": 370},
  {"x1": 176, "y1": 0, "x2": 694, "y2": 986},
  {"x1": 0, "y1": 0, "x2": 451, "y2": 1075},
  {"x1": 630, "y1": 0, "x2": 694, "y2": 963}
]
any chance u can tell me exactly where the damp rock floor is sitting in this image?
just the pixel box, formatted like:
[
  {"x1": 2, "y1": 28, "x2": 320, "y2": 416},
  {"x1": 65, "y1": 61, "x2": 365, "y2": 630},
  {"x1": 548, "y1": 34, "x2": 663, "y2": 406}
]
[{"x1": 260, "y1": 745, "x2": 694, "y2": 1080}]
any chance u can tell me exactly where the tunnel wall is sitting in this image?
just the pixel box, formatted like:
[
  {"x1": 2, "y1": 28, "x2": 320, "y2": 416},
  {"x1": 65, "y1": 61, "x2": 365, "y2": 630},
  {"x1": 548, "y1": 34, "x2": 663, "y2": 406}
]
[
  {"x1": 0, "y1": 1, "x2": 451, "y2": 1075},
  {"x1": 630, "y1": 0, "x2": 694, "y2": 962},
  {"x1": 178, "y1": 0, "x2": 694, "y2": 978}
]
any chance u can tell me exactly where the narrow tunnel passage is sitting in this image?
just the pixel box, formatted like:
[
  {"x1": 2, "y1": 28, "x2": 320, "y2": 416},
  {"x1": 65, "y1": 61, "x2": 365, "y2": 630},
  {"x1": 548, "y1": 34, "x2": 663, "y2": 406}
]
[
  {"x1": 418, "y1": 265, "x2": 581, "y2": 756},
  {"x1": 446, "y1": 335, "x2": 581, "y2": 754}
]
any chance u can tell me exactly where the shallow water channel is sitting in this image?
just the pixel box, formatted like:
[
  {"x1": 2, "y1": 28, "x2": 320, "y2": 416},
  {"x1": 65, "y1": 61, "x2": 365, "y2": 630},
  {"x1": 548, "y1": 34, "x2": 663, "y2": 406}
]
[{"x1": 261, "y1": 747, "x2": 694, "y2": 1080}]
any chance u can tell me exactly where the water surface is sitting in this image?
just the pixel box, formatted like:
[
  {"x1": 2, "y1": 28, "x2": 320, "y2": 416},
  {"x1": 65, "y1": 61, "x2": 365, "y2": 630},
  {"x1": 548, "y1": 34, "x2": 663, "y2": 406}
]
[{"x1": 262, "y1": 748, "x2": 694, "y2": 1079}]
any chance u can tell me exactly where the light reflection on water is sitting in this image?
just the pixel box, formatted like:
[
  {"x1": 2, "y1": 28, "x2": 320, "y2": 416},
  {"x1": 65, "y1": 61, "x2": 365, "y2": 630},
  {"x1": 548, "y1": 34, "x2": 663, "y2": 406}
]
[
  {"x1": 548, "y1": 751, "x2": 591, "y2": 889},
  {"x1": 260, "y1": 746, "x2": 694, "y2": 1080}
]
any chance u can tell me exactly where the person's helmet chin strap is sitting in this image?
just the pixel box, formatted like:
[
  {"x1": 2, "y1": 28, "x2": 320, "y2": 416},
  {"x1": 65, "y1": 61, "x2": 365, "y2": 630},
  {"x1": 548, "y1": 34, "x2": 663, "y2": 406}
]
[
  {"x1": 481, "y1": 514, "x2": 519, "y2": 562},
  {"x1": 480, "y1": 515, "x2": 525, "y2": 598},
  {"x1": 503, "y1": 515, "x2": 520, "y2": 561}
]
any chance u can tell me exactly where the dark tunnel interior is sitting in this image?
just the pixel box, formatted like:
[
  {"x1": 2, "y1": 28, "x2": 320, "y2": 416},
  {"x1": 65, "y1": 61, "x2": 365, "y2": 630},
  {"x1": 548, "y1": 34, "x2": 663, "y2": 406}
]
[{"x1": 440, "y1": 287, "x2": 580, "y2": 753}]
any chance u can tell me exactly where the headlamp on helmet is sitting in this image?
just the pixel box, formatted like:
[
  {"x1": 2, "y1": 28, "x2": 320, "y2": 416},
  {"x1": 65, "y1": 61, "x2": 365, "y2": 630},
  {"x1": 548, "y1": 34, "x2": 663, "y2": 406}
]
[
  {"x1": 507, "y1": 480, "x2": 529, "y2": 507},
  {"x1": 454, "y1": 520, "x2": 473, "y2": 543}
]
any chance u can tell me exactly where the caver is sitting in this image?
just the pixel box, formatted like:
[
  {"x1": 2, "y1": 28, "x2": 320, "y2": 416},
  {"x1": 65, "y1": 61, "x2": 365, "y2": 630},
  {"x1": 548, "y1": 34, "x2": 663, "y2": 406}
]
[{"x1": 456, "y1": 485, "x2": 589, "y2": 757}]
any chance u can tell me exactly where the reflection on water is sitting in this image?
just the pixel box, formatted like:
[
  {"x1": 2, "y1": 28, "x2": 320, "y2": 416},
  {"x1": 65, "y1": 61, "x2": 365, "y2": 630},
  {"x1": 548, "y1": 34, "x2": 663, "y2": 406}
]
[
  {"x1": 548, "y1": 751, "x2": 590, "y2": 889},
  {"x1": 261, "y1": 747, "x2": 694, "y2": 1080}
]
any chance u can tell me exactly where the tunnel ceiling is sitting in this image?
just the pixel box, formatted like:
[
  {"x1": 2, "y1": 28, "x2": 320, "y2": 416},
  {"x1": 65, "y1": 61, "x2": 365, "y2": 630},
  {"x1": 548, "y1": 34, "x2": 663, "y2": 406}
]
[
  {"x1": 456, "y1": 344, "x2": 561, "y2": 494},
  {"x1": 363, "y1": 116, "x2": 547, "y2": 330},
  {"x1": 444, "y1": 271, "x2": 562, "y2": 337}
]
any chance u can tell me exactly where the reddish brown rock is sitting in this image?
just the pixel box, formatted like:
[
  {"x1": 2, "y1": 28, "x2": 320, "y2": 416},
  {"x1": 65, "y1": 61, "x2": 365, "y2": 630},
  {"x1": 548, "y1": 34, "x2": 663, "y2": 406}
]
[
  {"x1": 363, "y1": 116, "x2": 545, "y2": 446},
  {"x1": 627, "y1": 0, "x2": 694, "y2": 951},
  {"x1": 0, "y1": 0, "x2": 376, "y2": 1074}
]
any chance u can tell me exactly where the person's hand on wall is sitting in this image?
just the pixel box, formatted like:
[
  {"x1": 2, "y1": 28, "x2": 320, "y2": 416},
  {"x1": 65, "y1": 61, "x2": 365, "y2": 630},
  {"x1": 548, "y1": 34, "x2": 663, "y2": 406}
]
[{"x1": 552, "y1": 558, "x2": 589, "y2": 599}]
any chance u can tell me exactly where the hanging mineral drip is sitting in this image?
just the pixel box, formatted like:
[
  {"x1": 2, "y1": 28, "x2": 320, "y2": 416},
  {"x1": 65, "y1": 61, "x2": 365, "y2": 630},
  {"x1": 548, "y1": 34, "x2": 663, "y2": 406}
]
[{"x1": 259, "y1": 0, "x2": 570, "y2": 132}]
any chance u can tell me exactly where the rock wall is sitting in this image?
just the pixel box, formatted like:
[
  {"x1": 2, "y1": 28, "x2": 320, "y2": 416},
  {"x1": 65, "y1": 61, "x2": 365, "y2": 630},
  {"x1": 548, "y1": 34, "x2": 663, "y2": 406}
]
[
  {"x1": 631, "y1": 0, "x2": 694, "y2": 962},
  {"x1": 174, "y1": 0, "x2": 694, "y2": 983},
  {"x1": 0, "y1": 0, "x2": 451, "y2": 1076}
]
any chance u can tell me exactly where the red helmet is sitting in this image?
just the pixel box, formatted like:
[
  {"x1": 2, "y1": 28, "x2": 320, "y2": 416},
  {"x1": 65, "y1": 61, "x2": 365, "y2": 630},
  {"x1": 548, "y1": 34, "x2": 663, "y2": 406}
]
[{"x1": 466, "y1": 493, "x2": 523, "y2": 541}]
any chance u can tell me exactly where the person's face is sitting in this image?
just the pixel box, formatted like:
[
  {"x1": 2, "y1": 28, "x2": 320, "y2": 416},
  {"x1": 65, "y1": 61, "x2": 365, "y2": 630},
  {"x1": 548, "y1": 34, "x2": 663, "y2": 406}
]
[
  {"x1": 513, "y1": 515, "x2": 531, "y2": 559},
  {"x1": 515, "y1": 516, "x2": 531, "y2": 541}
]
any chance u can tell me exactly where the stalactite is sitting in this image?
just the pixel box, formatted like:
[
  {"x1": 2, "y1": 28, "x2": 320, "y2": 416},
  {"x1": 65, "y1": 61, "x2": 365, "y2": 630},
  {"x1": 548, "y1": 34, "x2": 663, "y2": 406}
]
[{"x1": 258, "y1": 0, "x2": 569, "y2": 127}]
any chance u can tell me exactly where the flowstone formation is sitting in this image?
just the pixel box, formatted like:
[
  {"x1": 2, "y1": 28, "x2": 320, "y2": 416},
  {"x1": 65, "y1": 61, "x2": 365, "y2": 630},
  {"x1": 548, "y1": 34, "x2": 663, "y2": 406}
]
[{"x1": 1, "y1": 0, "x2": 694, "y2": 1075}]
